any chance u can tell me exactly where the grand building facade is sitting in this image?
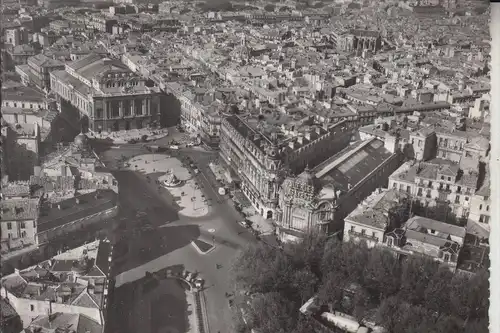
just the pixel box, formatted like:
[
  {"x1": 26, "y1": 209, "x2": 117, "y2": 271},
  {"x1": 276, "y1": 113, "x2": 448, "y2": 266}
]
[
  {"x1": 277, "y1": 136, "x2": 405, "y2": 241},
  {"x1": 219, "y1": 113, "x2": 360, "y2": 219},
  {"x1": 50, "y1": 53, "x2": 161, "y2": 133}
]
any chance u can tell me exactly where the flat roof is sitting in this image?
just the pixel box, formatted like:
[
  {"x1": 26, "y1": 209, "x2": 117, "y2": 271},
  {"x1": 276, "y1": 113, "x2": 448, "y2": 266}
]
[{"x1": 37, "y1": 189, "x2": 117, "y2": 233}]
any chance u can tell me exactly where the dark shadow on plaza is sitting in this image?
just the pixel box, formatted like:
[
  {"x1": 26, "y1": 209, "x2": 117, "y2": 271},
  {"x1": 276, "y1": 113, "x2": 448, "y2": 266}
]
[
  {"x1": 111, "y1": 223, "x2": 201, "y2": 275},
  {"x1": 108, "y1": 264, "x2": 191, "y2": 333}
]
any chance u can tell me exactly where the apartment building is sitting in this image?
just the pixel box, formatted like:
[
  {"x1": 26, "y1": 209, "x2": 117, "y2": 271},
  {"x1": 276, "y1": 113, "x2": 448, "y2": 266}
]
[
  {"x1": 0, "y1": 239, "x2": 112, "y2": 331},
  {"x1": 343, "y1": 188, "x2": 467, "y2": 271},
  {"x1": 219, "y1": 113, "x2": 359, "y2": 219},
  {"x1": 16, "y1": 54, "x2": 65, "y2": 91},
  {"x1": 388, "y1": 159, "x2": 479, "y2": 219}
]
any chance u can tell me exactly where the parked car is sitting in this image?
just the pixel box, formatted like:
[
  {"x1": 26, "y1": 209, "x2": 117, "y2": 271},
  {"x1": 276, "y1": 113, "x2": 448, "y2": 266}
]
[{"x1": 194, "y1": 279, "x2": 204, "y2": 288}]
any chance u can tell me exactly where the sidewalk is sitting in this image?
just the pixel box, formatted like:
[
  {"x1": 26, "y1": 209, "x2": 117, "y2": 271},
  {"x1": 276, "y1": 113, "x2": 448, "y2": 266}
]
[
  {"x1": 126, "y1": 154, "x2": 209, "y2": 218},
  {"x1": 87, "y1": 128, "x2": 169, "y2": 144},
  {"x1": 241, "y1": 206, "x2": 275, "y2": 235}
]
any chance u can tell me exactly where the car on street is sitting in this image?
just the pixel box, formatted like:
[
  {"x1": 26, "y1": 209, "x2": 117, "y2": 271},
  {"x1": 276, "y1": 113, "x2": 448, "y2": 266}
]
[
  {"x1": 194, "y1": 279, "x2": 204, "y2": 288},
  {"x1": 170, "y1": 145, "x2": 180, "y2": 150},
  {"x1": 239, "y1": 220, "x2": 252, "y2": 228}
]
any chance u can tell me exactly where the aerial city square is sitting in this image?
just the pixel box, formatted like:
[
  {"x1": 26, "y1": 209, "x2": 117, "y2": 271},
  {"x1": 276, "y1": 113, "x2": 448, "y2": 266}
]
[{"x1": 0, "y1": 0, "x2": 493, "y2": 332}]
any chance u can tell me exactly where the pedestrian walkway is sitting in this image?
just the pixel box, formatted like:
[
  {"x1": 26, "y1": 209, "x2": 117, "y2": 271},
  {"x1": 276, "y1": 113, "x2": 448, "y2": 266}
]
[
  {"x1": 87, "y1": 128, "x2": 169, "y2": 144},
  {"x1": 241, "y1": 206, "x2": 275, "y2": 235},
  {"x1": 126, "y1": 154, "x2": 209, "y2": 218}
]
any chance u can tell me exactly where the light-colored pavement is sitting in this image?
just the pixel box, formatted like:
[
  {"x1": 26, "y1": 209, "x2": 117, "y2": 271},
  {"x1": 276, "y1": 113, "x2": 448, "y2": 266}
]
[
  {"x1": 87, "y1": 128, "x2": 170, "y2": 144},
  {"x1": 98, "y1": 136, "x2": 260, "y2": 333},
  {"x1": 126, "y1": 154, "x2": 209, "y2": 218}
]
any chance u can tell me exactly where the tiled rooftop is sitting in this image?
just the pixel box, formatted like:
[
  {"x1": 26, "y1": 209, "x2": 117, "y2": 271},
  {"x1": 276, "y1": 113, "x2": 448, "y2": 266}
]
[
  {"x1": 0, "y1": 198, "x2": 40, "y2": 221},
  {"x1": 345, "y1": 188, "x2": 409, "y2": 230},
  {"x1": 1, "y1": 239, "x2": 111, "y2": 312},
  {"x1": 37, "y1": 189, "x2": 117, "y2": 233}
]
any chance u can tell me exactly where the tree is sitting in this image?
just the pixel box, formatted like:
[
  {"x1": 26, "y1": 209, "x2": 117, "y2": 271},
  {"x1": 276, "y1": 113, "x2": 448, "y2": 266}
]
[
  {"x1": 230, "y1": 242, "x2": 295, "y2": 294},
  {"x1": 362, "y1": 248, "x2": 401, "y2": 300},
  {"x1": 288, "y1": 268, "x2": 318, "y2": 305},
  {"x1": 315, "y1": 271, "x2": 346, "y2": 309},
  {"x1": 288, "y1": 229, "x2": 328, "y2": 278},
  {"x1": 464, "y1": 269, "x2": 490, "y2": 320},
  {"x1": 463, "y1": 317, "x2": 489, "y2": 333},
  {"x1": 321, "y1": 239, "x2": 368, "y2": 284},
  {"x1": 351, "y1": 286, "x2": 373, "y2": 321},
  {"x1": 376, "y1": 298, "x2": 430, "y2": 333},
  {"x1": 424, "y1": 267, "x2": 454, "y2": 313},
  {"x1": 248, "y1": 292, "x2": 296, "y2": 333},
  {"x1": 399, "y1": 255, "x2": 439, "y2": 305},
  {"x1": 264, "y1": 4, "x2": 275, "y2": 11},
  {"x1": 292, "y1": 316, "x2": 329, "y2": 333}
]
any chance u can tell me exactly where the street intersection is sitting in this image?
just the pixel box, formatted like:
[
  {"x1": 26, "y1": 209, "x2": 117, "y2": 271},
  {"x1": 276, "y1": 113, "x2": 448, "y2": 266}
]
[{"x1": 96, "y1": 132, "x2": 259, "y2": 333}]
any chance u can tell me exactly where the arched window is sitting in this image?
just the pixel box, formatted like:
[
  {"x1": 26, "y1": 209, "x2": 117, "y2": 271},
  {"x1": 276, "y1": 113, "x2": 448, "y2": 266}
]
[{"x1": 317, "y1": 202, "x2": 330, "y2": 220}]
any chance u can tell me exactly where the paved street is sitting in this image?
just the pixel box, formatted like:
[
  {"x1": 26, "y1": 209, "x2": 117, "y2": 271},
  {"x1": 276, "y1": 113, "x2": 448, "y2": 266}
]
[{"x1": 95, "y1": 131, "x2": 259, "y2": 333}]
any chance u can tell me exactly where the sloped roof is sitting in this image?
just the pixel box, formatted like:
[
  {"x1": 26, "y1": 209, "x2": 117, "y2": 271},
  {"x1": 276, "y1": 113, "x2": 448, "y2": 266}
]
[
  {"x1": 27, "y1": 312, "x2": 103, "y2": 333},
  {"x1": 0, "y1": 198, "x2": 39, "y2": 221}
]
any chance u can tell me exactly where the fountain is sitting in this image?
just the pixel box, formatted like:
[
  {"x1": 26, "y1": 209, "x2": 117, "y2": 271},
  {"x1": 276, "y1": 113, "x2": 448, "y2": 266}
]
[{"x1": 162, "y1": 169, "x2": 181, "y2": 187}]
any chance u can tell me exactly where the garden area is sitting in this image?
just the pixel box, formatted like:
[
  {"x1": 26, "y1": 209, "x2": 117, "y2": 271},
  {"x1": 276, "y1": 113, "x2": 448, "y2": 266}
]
[{"x1": 229, "y1": 231, "x2": 489, "y2": 333}]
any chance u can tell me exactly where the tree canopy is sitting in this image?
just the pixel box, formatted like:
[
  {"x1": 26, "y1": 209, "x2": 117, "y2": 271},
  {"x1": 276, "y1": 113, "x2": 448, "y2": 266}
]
[{"x1": 229, "y1": 232, "x2": 489, "y2": 333}]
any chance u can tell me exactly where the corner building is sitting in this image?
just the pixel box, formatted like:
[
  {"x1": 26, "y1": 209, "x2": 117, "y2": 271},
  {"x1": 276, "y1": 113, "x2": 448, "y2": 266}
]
[{"x1": 50, "y1": 53, "x2": 160, "y2": 133}]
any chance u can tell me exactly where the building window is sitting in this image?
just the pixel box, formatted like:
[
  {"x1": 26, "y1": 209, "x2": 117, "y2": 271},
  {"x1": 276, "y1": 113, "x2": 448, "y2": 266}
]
[
  {"x1": 21, "y1": 231, "x2": 27, "y2": 238},
  {"x1": 443, "y1": 253, "x2": 450, "y2": 262},
  {"x1": 465, "y1": 197, "x2": 469, "y2": 201},
  {"x1": 387, "y1": 237, "x2": 393, "y2": 246},
  {"x1": 361, "y1": 229, "x2": 366, "y2": 235},
  {"x1": 479, "y1": 204, "x2": 483, "y2": 210},
  {"x1": 7, "y1": 222, "x2": 12, "y2": 230},
  {"x1": 392, "y1": 182, "x2": 397, "y2": 189},
  {"x1": 428, "y1": 181, "x2": 433, "y2": 188},
  {"x1": 486, "y1": 205, "x2": 489, "y2": 211},
  {"x1": 448, "y1": 177, "x2": 451, "y2": 181},
  {"x1": 406, "y1": 186, "x2": 411, "y2": 193},
  {"x1": 372, "y1": 232, "x2": 376, "y2": 238},
  {"x1": 350, "y1": 226, "x2": 355, "y2": 232},
  {"x1": 455, "y1": 195, "x2": 460, "y2": 203},
  {"x1": 30, "y1": 305, "x2": 34, "y2": 311},
  {"x1": 20, "y1": 222, "x2": 25, "y2": 229},
  {"x1": 441, "y1": 176, "x2": 445, "y2": 180}
]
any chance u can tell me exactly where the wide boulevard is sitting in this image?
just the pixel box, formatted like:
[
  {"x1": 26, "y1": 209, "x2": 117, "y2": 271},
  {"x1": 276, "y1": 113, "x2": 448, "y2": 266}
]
[{"x1": 94, "y1": 130, "x2": 259, "y2": 333}]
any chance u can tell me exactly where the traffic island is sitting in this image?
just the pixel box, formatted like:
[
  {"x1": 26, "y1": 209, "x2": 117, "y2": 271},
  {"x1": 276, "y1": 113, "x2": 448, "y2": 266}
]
[{"x1": 191, "y1": 239, "x2": 215, "y2": 254}]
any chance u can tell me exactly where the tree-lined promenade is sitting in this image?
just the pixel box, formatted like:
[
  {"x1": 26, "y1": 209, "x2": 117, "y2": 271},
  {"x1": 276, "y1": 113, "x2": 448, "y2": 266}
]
[{"x1": 229, "y1": 232, "x2": 489, "y2": 333}]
